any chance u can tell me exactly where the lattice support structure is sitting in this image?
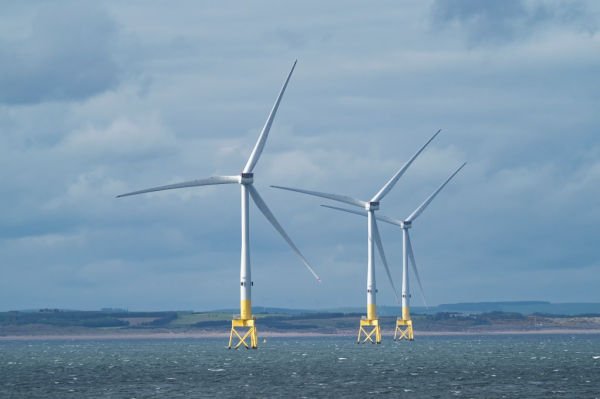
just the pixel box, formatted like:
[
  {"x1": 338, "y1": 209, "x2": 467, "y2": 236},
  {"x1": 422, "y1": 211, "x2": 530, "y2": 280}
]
[
  {"x1": 229, "y1": 317, "x2": 258, "y2": 349},
  {"x1": 358, "y1": 317, "x2": 381, "y2": 344},
  {"x1": 394, "y1": 318, "x2": 414, "y2": 341}
]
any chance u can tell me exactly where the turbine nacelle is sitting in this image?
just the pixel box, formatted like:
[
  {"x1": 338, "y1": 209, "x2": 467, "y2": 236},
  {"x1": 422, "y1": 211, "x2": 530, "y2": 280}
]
[
  {"x1": 401, "y1": 221, "x2": 412, "y2": 229},
  {"x1": 238, "y1": 173, "x2": 254, "y2": 184},
  {"x1": 365, "y1": 201, "x2": 380, "y2": 211}
]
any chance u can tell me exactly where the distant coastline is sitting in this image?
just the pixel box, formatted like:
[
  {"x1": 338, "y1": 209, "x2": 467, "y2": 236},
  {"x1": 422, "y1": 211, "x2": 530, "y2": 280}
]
[
  {"x1": 3, "y1": 328, "x2": 600, "y2": 341},
  {"x1": 3, "y1": 305, "x2": 600, "y2": 341}
]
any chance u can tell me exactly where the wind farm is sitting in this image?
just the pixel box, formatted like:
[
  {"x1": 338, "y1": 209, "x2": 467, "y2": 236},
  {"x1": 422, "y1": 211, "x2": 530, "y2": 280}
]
[
  {"x1": 272, "y1": 130, "x2": 442, "y2": 343},
  {"x1": 114, "y1": 63, "x2": 465, "y2": 346},
  {"x1": 117, "y1": 61, "x2": 321, "y2": 349},
  {"x1": 113, "y1": 61, "x2": 468, "y2": 347}
]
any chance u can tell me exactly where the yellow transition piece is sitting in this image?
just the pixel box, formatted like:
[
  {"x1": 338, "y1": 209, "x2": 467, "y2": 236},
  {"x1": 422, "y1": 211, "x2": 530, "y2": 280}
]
[
  {"x1": 394, "y1": 307, "x2": 414, "y2": 341},
  {"x1": 358, "y1": 304, "x2": 381, "y2": 344},
  {"x1": 229, "y1": 300, "x2": 258, "y2": 349}
]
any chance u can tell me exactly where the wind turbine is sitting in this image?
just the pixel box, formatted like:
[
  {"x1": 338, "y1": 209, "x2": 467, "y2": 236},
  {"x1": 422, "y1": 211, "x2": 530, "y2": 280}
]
[
  {"x1": 272, "y1": 130, "x2": 440, "y2": 343},
  {"x1": 117, "y1": 61, "x2": 320, "y2": 349},
  {"x1": 322, "y1": 162, "x2": 466, "y2": 341}
]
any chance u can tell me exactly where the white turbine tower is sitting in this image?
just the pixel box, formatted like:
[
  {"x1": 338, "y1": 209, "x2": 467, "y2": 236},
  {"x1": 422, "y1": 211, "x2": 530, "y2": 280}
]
[
  {"x1": 322, "y1": 162, "x2": 466, "y2": 341},
  {"x1": 117, "y1": 61, "x2": 320, "y2": 349},
  {"x1": 272, "y1": 130, "x2": 440, "y2": 343}
]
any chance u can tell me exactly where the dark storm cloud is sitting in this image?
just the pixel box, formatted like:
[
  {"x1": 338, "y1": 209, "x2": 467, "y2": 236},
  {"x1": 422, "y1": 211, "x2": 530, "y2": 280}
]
[
  {"x1": 431, "y1": 0, "x2": 598, "y2": 47},
  {"x1": 0, "y1": 3, "x2": 123, "y2": 105}
]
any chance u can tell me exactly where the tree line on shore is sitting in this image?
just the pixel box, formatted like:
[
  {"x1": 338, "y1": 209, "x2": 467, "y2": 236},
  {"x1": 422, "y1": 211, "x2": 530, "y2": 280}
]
[{"x1": 0, "y1": 311, "x2": 178, "y2": 328}]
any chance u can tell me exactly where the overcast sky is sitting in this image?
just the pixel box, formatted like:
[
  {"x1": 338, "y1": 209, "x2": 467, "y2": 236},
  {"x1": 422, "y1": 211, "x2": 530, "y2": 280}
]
[{"x1": 1, "y1": 0, "x2": 599, "y2": 312}]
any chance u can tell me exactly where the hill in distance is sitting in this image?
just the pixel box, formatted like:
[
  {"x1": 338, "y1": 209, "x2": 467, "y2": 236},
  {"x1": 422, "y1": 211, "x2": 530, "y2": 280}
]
[{"x1": 206, "y1": 301, "x2": 600, "y2": 317}]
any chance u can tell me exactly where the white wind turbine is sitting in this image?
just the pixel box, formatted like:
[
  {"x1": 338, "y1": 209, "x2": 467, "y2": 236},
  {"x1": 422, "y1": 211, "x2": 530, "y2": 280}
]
[
  {"x1": 117, "y1": 61, "x2": 320, "y2": 349},
  {"x1": 272, "y1": 130, "x2": 440, "y2": 343},
  {"x1": 322, "y1": 162, "x2": 466, "y2": 341}
]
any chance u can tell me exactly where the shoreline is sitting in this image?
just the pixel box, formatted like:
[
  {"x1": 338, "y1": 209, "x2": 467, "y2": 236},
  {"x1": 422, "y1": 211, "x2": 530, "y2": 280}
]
[{"x1": 2, "y1": 329, "x2": 600, "y2": 341}]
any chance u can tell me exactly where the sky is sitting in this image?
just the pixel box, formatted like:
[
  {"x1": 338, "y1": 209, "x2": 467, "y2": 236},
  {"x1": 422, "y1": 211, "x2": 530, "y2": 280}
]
[{"x1": 1, "y1": 0, "x2": 599, "y2": 312}]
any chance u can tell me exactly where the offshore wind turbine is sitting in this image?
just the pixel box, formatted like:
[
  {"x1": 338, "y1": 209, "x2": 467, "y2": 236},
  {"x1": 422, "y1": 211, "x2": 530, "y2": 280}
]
[
  {"x1": 273, "y1": 130, "x2": 440, "y2": 343},
  {"x1": 323, "y1": 162, "x2": 466, "y2": 341},
  {"x1": 117, "y1": 61, "x2": 320, "y2": 349}
]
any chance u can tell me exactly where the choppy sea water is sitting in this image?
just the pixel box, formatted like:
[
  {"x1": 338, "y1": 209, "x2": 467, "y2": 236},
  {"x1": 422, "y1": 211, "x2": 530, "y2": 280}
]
[{"x1": 1, "y1": 334, "x2": 599, "y2": 398}]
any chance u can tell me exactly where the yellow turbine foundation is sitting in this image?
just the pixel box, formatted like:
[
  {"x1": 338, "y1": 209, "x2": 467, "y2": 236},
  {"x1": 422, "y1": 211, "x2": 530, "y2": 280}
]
[
  {"x1": 229, "y1": 300, "x2": 258, "y2": 349},
  {"x1": 358, "y1": 304, "x2": 381, "y2": 344},
  {"x1": 394, "y1": 306, "x2": 414, "y2": 341}
]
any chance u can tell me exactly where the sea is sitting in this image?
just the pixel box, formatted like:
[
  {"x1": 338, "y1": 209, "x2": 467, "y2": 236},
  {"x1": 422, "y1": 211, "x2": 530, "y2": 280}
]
[{"x1": 1, "y1": 334, "x2": 599, "y2": 398}]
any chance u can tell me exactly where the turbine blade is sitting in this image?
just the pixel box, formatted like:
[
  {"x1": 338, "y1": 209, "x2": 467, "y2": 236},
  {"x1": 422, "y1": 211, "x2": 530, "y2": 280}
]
[
  {"x1": 372, "y1": 217, "x2": 400, "y2": 304},
  {"x1": 321, "y1": 205, "x2": 367, "y2": 217},
  {"x1": 406, "y1": 230, "x2": 428, "y2": 308},
  {"x1": 248, "y1": 184, "x2": 321, "y2": 281},
  {"x1": 321, "y1": 205, "x2": 403, "y2": 227},
  {"x1": 371, "y1": 129, "x2": 441, "y2": 203},
  {"x1": 375, "y1": 213, "x2": 403, "y2": 227},
  {"x1": 406, "y1": 162, "x2": 466, "y2": 223},
  {"x1": 243, "y1": 61, "x2": 297, "y2": 173},
  {"x1": 116, "y1": 176, "x2": 238, "y2": 198},
  {"x1": 272, "y1": 185, "x2": 367, "y2": 208}
]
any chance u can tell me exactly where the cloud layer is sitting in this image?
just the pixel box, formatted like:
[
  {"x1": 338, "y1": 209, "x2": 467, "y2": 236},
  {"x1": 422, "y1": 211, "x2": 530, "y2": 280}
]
[{"x1": 1, "y1": 1, "x2": 599, "y2": 311}]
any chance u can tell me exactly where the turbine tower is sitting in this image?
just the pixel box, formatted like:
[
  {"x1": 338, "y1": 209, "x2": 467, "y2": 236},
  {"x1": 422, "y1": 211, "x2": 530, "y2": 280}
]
[
  {"x1": 117, "y1": 61, "x2": 320, "y2": 349},
  {"x1": 323, "y1": 162, "x2": 466, "y2": 341},
  {"x1": 272, "y1": 130, "x2": 440, "y2": 343}
]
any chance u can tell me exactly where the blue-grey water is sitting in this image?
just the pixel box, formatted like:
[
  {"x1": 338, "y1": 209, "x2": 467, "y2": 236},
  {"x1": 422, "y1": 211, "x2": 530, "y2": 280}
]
[{"x1": 1, "y1": 335, "x2": 599, "y2": 398}]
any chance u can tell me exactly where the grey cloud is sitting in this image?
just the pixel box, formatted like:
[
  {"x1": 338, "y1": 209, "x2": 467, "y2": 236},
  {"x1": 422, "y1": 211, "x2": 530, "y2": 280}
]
[
  {"x1": 431, "y1": 0, "x2": 598, "y2": 47},
  {"x1": 0, "y1": 2, "x2": 123, "y2": 105},
  {"x1": 275, "y1": 26, "x2": 306, "y2": 49},
  {"x1": 432, "y1": 0, "x2": 527, "y2": 45}
]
